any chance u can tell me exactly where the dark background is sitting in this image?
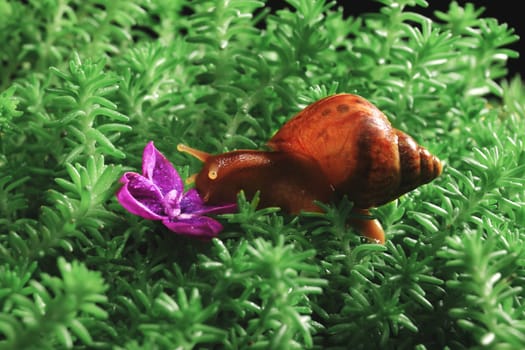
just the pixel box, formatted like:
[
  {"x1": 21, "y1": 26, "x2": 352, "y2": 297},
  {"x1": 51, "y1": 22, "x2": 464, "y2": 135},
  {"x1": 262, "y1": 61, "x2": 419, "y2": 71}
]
[{"x1": 269, "y1": 1, "x2": 523, "y2": 80}]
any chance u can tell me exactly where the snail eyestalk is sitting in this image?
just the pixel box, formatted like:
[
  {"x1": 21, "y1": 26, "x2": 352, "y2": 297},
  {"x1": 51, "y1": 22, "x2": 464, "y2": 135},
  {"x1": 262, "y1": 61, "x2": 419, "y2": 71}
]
[
  {"x1": 177, "y1": 144, "x2": 210, "y2": 162},
  {"x1": 185, "y1": 173, "x2": 197, "y2": 185},
  {"x1": 208, "y1": 163, "x2": 218, "y2": 180}
]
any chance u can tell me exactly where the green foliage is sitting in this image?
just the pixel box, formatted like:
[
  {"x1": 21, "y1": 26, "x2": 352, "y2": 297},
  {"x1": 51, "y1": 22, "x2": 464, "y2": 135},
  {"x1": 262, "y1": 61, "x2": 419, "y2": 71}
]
[
  {"x1": 0, "y1": 86, "x2": 23, "y2": 134},
  {"x1": 0, "y1": 0, "x2": 524, "y2": 349},
  {"x1": 0, "y1": 258, "x2": 108, "y2": 350}
]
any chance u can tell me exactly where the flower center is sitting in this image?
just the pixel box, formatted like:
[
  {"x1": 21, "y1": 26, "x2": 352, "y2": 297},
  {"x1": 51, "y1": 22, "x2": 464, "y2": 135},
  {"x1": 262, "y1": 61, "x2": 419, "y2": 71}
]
[{"x1": 163, "y1": 190, "x2": 182, "y2": 217}]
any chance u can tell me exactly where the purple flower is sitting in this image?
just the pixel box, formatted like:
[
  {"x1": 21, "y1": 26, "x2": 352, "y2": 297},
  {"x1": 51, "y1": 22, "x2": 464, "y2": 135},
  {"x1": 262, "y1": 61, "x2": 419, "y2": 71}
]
[{"x1": 116, "y1": 141, "x2": 236, "y2": 238}]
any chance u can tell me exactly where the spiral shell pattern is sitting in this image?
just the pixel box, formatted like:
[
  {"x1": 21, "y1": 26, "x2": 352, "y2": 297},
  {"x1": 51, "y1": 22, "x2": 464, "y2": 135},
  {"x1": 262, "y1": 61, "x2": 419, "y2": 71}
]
[{"x1": 269, "y1": 93, "x2": 443, "y2": 208}]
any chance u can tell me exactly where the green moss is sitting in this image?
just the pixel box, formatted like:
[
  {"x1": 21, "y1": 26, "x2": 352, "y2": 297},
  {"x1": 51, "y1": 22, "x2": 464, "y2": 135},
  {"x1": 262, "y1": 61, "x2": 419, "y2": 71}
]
[{"x1": 1, "y1": 0, "x2": 524, "y2": 349}]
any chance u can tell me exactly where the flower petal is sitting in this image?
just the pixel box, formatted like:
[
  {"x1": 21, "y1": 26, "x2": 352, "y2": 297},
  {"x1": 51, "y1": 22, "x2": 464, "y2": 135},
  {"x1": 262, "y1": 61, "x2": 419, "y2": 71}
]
[
  {"x1": 162, "y1": 214, "x2": 224, "y2": 238},
  {"x1": 142, "y1": 141, "x2": 183, "y2": 196},
  {"x1": 181, "y1": 189, "x2": 237, "y2": 215},
  {"x1": 116, "y1": 172, "x2": 166, "y2": 220}
]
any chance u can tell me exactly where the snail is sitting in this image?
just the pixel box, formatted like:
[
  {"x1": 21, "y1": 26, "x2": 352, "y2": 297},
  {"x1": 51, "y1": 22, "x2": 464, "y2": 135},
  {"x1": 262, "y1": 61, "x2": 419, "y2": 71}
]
[{"x1": 178, "y1": 93, "x2": 443, "y2": 243}]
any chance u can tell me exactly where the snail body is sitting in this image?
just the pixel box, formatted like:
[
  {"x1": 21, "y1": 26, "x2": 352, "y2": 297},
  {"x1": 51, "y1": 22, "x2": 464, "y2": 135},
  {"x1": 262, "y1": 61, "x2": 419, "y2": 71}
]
[
  {"x1": 178, "y1": 93, "x2": 443, "y2": 243},
  {"x1": 176, "y1": 145, "x2": 334, "y2": 214}
]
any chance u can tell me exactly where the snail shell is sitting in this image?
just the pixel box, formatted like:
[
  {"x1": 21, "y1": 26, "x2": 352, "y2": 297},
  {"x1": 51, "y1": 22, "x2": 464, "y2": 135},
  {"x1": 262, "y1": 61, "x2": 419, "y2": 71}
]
[{"x1": 268, "y1": 93, "x2": 442, "y2": 208}]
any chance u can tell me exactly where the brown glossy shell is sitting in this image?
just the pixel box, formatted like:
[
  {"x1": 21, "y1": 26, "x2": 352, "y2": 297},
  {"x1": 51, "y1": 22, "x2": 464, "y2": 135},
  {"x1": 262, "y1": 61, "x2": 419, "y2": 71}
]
[{"x1": 268, "y1": 93, "x2": 442, "y2": 208}]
